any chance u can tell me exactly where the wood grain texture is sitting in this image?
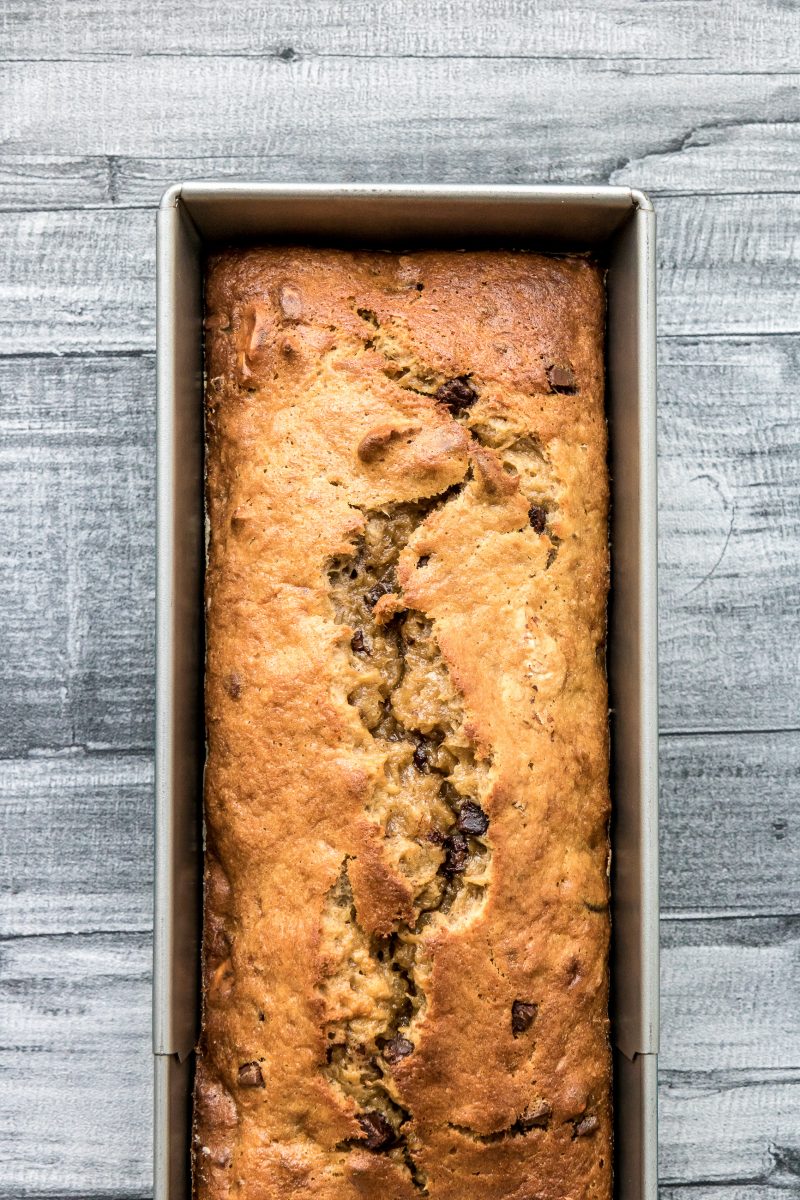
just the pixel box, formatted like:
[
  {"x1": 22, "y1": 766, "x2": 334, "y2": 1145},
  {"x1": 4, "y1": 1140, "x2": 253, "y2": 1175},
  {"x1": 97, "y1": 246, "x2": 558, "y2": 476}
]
[
  {"x1": 0, "y1": 932, "x2": 152, "y2": 1196},
  {"x1": 1, "y1": 919, "x2": 796, "y2": 1195},
  {"x1": 611, "y1": 122, "x2": 800, "y2": 196},
  {"x1": 2, "y1": 124, "x2": 799, "y2": 212},
  {"x1": 0, "y1": 57, "x2": 797, "y2": 185},
  {"x1": 663, "y1": 1190, "x2": 800, "y2": 1200},
  {"x1": 0, "y1": 726, "x2": 796, "y2": 944},
  {"x1": 659, "y1": 1076, "x2": 800, "y2": 1188},
  {"x1": 2, "y1": 339, "x2": 797, "y2": 757},
  {"x1": 660, "y1": 918, "x2": 800, "y2": 1071},
  {"x1": 3, "y1": 0, "x2": 799, "y2": 70},
  {"x1": 0, "y1": 211, "x2": 154, "y2": 354},
  {"x1": 0, "y1": 153, "x2": 110, "y2": 209},
  {"x1": 658, "y1": 335, "x2": 800, "y2": 735},
  {"x1": 0, "y1": 355, "x2": 154, "y2": 756},
  {"x1": 1, "y1": 753, "x2": 152, "y2": 936},
  {"x1": 1, "y1": 197, "x2": 799, "y2": 355},
  {"x1": 661, "y1": 734, "x2": 800, "y2": 916}
]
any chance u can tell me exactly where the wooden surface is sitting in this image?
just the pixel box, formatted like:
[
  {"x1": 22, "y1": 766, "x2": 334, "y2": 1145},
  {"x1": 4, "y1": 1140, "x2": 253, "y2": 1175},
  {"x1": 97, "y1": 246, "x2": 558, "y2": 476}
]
[{"x1": 1, "y1": 1, "x2": 798, "y2": 1195}]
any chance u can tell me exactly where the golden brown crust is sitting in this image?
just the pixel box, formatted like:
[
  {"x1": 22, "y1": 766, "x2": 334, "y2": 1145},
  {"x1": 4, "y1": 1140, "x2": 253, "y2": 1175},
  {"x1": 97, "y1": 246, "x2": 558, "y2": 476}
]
[{"x1": 197, "y1": 248, "x2": 610, "y2": 1200}]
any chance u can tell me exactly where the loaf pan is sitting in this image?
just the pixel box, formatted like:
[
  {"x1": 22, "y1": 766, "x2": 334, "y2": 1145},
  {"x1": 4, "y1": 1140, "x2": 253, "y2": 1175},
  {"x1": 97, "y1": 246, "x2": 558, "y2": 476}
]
[{"x1": 155, "y1": 184, "x2": 658, "y2": 1199}]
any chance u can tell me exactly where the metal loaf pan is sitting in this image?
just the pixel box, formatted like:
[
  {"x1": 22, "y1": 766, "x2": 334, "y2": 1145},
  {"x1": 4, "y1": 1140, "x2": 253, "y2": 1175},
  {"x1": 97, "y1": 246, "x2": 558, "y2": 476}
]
[{"x1": 155, "y1": 184, "x2": 659, "y2": 1200}]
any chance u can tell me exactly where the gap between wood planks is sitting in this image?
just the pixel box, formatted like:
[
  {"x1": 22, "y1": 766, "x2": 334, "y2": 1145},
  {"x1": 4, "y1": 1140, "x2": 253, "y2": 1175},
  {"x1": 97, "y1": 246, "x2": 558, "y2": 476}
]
[
  {"x1": 0, "y1": 927, "x2": 152, "y2": 943},
  {"x1": 0, "y1": 189, "x2": 798, "y2": 217},
  {"x1": 0, "y1": 1195, "x2": 151, "y2": 1200},
  {"x1": 662, "y1": 910, "x2": 800, "y2": 922},
  {"x1": 2, "y1": 0, "x2": 798, "y2": 64},
  {"x1": 2, "y1": 332, "x2": 800, "y2": 362},
  {"x1": 8, "y1": 51, "x2": 797, "y2": 63},
  {"x1": 3, "y1": 724, "x2": 800, "y2": 755},
  {"x1": 661, "y1": 1069, "x2": 800, "y2": 1086},
  {"x1": 662, "y1": 726, "x2": 800, "y2": 738},
  {"x1": 3, "y1": 916, "x2": 798, "y2": 944},
  {"x1": 0, "y1": 745, "x2": 153, "y2": 761}
]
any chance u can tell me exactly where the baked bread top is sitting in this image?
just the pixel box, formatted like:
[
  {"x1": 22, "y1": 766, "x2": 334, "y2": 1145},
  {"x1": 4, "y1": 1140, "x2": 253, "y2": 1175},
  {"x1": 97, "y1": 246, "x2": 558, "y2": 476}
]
[{"x1": 197, "y1": 247, "x2": 610, "y2": 1200}]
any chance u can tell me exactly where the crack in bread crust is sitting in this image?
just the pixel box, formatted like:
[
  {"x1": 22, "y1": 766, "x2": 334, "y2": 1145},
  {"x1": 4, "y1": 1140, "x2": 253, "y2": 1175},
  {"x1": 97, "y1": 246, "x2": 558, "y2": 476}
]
[{"x1": 319, "y1": 496, "x2": 493, "y2": 1187}]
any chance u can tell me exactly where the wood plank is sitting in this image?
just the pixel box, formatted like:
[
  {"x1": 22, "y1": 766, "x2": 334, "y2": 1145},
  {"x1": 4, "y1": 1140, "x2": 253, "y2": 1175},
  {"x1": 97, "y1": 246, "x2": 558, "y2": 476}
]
[
  {"x1": 660, "y1": 1076, "x2": 800, "y2": 1187},
  {"x1": 661, "y1": 734, "x2": 800, "y2": 917},
  {"x1": 0, "y1": 154, "x2": 110, "y2": 209},
  {"x1": 2, "y1": 334, "x2": 798, "y2": 754},
  {"x1": 6, "y1": 121, "x2": 795, "y2": 213},
  {"x1": 656, "y1": 193, "x2": 800, "y2": 337},
  {"x1": 660, "y1": 918, "x2": 800, "y2": 1071},
  {"x1": 3, "y1": 123, "x2": 799, "y2": 212},
  {"x1": 0, "y1": 195, "x2": 798, "y2": 350},
  {"x1": 0, "y1": 210, "x2": 155, "y2": 354},
  {"x1": 657, "y1": 334, "x2": 800, "y2": 735},
  {"x1": 0, "y1": 722, "x2": 796, "y2": 948},
  {"x1": 1, "y1": 727, "x2": 797, "y2": 940},
  {"x1": 0, "y1": 58, "x2": 796, "y2": 188},
  {"x1": 611, "y1": 121, "x2": 800, "y2": 196},
  {"x1": 0, "y1": 921, "x2": 796, "y2": 1193},
  {"x1": 0, "y1": 932, "x2": 152, "y2": 1196},
  {"x1": 120, "y1": 122, "x2": 800, "y2": 206},
  {"x1": 0, "y1": 354, "x2": 154, "y2": 756},
  {"x1": 3, "y1": 0, "x2": 799, "y2": 70},
  {"x1": 0, "y1": 753, "x2": 152, "y2": 936},
  {"x1": 663, "y1": 1190, "x2": 799, "y2": 1200}
]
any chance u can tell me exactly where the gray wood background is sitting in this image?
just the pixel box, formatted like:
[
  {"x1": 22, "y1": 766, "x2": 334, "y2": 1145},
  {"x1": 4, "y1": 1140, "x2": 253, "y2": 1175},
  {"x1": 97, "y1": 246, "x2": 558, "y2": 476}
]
[{"x1": 1, "y1": 1, "x2": 798, "y2": 1195}]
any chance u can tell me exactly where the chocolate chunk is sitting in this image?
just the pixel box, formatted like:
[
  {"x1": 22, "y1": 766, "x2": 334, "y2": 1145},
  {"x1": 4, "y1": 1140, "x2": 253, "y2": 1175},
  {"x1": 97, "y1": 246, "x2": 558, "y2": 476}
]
[
  {"x1": 435, "y1": 375, "x2": 478, "y2": 414},
  {"x1": 350, "y1": 629, "x2": 369, "y2": 654},
  {"x1": 417, "y1": 555, "x2": 431, "y2": 569},
  {"x1": 427, "y1": 829, "x2": 445, "y2": 846},
  {"x1": 442, "y1": 831, "x2": 469, "y2": 875},
  {"x1": 528, "y1": 505, "x2": 547, "y2": 534},
  {"x1": 413, "y1": 743, "x2": 429, "y2": 771},
  {"x1": 364, "y1": 580, "x2": 393, "y2": 608},
  {"x1": 225, "y1": 672, "x2": 242, "y2": 700},
  {"x1": 547, "y1": 364, "x2": 577, "y2": 393},
  {"x1": 237, "y1": 1061, "x2": 265, "y2": 1088},
  {"x1": 518, "y1": 1100, "x2": 552, "y2": 1130},
  {"x1": 356, "y1": 1110, "x2": 396, "y2": 1151},
  {"x1": 574, "y1": 1114, "x2": 599, "y2": 1138},
  {"x1": 457, "y1": 801, "x2": 489, "y2": 836},
  {"x1": 383, "y1": 1035, "x2": 414, "y2": 1064},
  {"x1": 511, "y1": 1000, "x2": 538, "y2": 1035}
]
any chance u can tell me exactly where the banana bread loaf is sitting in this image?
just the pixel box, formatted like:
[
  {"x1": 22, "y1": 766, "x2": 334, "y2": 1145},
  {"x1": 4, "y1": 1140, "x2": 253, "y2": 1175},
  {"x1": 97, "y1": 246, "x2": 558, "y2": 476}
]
[{"x1": 196, "y1": 247, "x2": 611, "y2": 1200}]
